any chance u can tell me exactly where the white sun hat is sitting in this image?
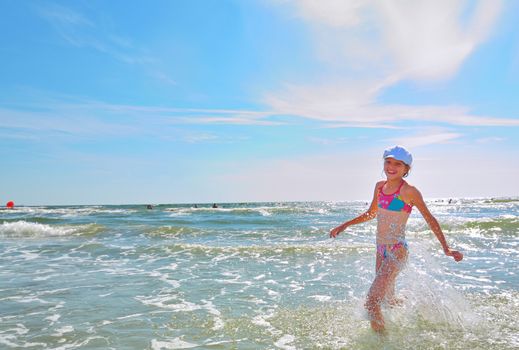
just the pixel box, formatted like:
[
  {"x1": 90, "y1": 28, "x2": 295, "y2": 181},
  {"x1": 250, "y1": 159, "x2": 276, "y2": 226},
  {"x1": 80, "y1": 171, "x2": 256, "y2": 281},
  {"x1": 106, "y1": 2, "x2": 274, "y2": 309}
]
[{"x1": 383, "y1": 145, "x2": 413, "y2": 166}]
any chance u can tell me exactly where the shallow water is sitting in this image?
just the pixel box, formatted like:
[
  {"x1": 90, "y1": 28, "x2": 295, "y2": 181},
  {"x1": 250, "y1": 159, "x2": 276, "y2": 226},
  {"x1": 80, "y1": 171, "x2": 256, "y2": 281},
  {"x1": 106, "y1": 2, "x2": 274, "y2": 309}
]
[{"x1": 0, "y1": 199, "x2": 518, "y2": 349}]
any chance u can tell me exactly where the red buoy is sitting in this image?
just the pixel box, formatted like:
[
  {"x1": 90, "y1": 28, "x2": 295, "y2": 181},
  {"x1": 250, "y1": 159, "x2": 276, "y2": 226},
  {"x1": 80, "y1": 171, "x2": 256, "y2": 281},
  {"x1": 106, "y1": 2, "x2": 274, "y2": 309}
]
[{"x1": 6, "y1": 201, "x2": 14, "y2": 209}]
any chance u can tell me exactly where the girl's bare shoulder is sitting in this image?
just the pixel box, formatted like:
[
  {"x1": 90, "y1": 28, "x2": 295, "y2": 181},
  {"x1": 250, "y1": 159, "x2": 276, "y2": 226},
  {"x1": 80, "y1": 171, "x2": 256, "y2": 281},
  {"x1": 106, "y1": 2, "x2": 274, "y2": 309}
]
[
  {"x1": 402, "y1": 181, "x2": 423, "y2": 199},
  {"x1": 375, "y1": 180, "x2": 385, "y2": 191}
]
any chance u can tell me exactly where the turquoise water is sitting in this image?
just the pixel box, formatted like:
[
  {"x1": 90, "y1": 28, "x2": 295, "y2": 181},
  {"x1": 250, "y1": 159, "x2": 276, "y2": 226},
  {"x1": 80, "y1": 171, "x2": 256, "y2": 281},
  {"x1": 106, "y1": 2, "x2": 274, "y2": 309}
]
[{"x1": 0, "y1": 199, "x2": 518, "y2": 349}]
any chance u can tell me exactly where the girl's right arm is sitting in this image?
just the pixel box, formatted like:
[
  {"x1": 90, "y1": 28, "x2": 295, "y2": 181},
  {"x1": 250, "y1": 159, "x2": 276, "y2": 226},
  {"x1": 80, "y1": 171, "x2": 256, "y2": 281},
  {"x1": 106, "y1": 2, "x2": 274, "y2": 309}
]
[{"x1": 329, "y1": 181, "x2": 383, "y2": 238}]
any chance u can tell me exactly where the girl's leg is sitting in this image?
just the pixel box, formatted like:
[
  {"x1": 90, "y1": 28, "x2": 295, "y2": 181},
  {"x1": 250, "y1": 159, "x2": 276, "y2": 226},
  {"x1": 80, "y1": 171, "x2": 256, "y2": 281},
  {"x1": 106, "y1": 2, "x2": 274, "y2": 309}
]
[
  {"x1": 375, "y1": 251, "x2": 399, "y2": 306},
  {"x1": 365, "y1": 247, "x2": 407, "y2": 332},
  {"x1": 375, "y1": 252, "x2": 382, "y2": 273},
  {"x1": 386, "y1": 279, "x2": 402, "y2": 306}
]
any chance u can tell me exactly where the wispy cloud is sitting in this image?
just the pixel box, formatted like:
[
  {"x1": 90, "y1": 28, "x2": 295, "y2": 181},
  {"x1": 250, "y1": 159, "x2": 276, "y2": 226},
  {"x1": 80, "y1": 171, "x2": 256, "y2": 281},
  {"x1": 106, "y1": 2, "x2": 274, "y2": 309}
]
[
  {"x1": 284, "y1": 0, "x2": 502, "y2": 81},
  {"x1": 307, "y1": 136, "x2": 351, "y2": 145},
  {"x1": 386, "y1": 130, "x2": 463, "y2": 148},
  {"x1": 377, "y1": 0, "x2": 502, "y2": 81},
  {"x1": 476, "y1": 137, "x2": 506, "y2": 144},
  {"x1": 265, "y1": 83, "x2": 519, "y2": 127},
  {"x1": 35, "y1": 3, "x2": 174, "y2": 84},
  {"x1": 0, "y1": 97, "x2": 279, "y2": 142},
  {"x1": 182, "y1": 133, "x2": 249, "y2": 144},
  {"x1": 2, "y1": 91, "x2": 516, "y2": 148},
  {"x1": 69, "y1": 100, "x2": 281, "y2": 126},
  {"x1": 264, "y1": 1, "x2": 512, "y2": 137},
  {"x1": 37, "y1": 3, "x2": 94, "y2": 29},
  {"x1": 0, "y1": 105, "x2": 139, "y2": 140}
]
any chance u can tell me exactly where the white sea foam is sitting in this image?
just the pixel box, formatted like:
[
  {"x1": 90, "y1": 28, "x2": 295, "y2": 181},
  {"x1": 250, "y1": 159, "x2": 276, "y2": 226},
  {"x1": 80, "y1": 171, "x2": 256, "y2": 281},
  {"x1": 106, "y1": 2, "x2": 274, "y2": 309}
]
[
  {"x1": 0, "y1": 330, "x2": 46, "y2": 349},
  {"x1": 0, "y1": 221, "x2": 75, "y2": 238},
  {"x1": 45, "y1": 314, "x2": 61, "y2": 324},
  {"x1": 201, "y1": 300, "x2": 225, "y2": 330},
  {"x1": 309, "y1": 295, "x2": 332, "y2": 302},
  {"x1": 0, "y1": 221, "x2": 102, "y2": 238},
  {"x1": 19, "y1": 250, "x2": 40, "y2": 261},
  {"x1": 151, "y1": 338, "x2": 198, "y2": 349},
  {"x1": 149, "y1": 270, "x2": 181, "y2": 288},
  {"x1": 2, "y1": 324, "x2": 29, "y2": 336},
  {"x1": 289, "y1": 281, "x2": 304, "y2": 292},
  {"x1": 6, "y1": 295, "x2": 52, "y2": 304},
  {"x1": 4, "y1": 206, "x2": 136, "y2": 217},
  {"x1": 252, "y1": 314, "x2": 275, "y2": 329},
  {"x1": 116, "y1": 313, "x2": 143, "y2": 320},
  {"x1": 274, "y1": 334, "x2": 296, "y2": 350},
  {"x1": 52, "y1": 325, "x2": 74, "y2": 337},
  {"x1": 136, "y1": 295, "x2": 201, "y2": 312},
  {"x1": 51, "y1": 336, "x2": 106, "y2": 350},
  {"x1": 34, "y1": 275, "x2": 53, "y2": 281},
  {"x1": 249, "y1": 296, "x2": 268, "y2": 305},
  {"x1": 164, "y1": 205, "x2": 328, "y2": 217},
  {"x1": 251, "y1": 309, "x2": 282, "y2": 339}
]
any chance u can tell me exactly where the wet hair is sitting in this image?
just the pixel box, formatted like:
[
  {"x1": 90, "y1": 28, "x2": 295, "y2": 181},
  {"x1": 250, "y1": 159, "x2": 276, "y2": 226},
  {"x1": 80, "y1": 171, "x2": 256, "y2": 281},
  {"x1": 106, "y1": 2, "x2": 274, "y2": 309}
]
[{"x1": 403, "y1": 164, "x2": 411, "y2": 178}]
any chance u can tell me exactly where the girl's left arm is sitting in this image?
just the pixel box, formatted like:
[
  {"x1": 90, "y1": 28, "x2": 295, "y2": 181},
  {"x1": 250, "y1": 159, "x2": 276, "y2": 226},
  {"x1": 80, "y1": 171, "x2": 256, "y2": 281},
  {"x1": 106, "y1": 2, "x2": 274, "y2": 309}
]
[{"x1": 408, "y1": 187, "x2": 463, "y2": 262}]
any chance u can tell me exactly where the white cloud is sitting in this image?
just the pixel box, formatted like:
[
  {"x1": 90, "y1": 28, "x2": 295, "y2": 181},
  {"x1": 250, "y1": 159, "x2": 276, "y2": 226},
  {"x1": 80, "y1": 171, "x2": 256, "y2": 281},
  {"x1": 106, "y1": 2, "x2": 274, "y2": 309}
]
[
  {"x1": 264, "y1": 83, "x2": 519, "y2": 127},
  {"x1": 37, "y1": 3, "x2": 94, "y2": 29},
  {"x1": 291, "y1": 0, "x2": 373, "y2": 28},
  {"x1": 3, "y1": 94, "x2": 516, "y2": 147},
  {"x1": 476, "y1": 137, "x2": 505, "y2": 144},
  {"x1": 324, "y1": 123, "x2": 401, "y2": 129},
  {"x1": 283, "y1": 0, "x2": 502, "y2": 82},
  {"x1": 386, "y1": 130, "x2": 463, "y2": 148},
  {"x1": 377, "y1": 0, "x2": 502, "y2": 81},
  {"x1": 307, "y1": 136, "x2": 351, "y2": 145},
  {"x1": 0, "y1": 99, "x2": 280, "y2": 142},
  {"x1": 182, "y1": 133, "x2": 249, "y2": 144},
  {"x1": 0, "y1": 106, "x2": 139, "y2": 139},
  {"x1": 264, "y1": 1, "x2": 511, "y2": 137}
]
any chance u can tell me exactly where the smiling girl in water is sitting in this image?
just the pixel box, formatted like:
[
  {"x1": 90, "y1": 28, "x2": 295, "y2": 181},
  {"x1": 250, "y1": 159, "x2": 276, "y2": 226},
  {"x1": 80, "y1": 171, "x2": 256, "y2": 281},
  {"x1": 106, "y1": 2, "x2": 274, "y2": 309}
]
[{"x1": 329, "y1": 145, "x2": 463, "y2": 333}]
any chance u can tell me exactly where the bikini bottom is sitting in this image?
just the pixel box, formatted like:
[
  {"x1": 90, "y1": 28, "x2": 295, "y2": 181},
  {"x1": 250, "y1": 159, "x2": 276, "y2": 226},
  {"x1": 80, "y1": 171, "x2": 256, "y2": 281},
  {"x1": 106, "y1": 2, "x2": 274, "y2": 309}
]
[{"x1": 376, "y1": 240, "x2": 408, "y2": 259}]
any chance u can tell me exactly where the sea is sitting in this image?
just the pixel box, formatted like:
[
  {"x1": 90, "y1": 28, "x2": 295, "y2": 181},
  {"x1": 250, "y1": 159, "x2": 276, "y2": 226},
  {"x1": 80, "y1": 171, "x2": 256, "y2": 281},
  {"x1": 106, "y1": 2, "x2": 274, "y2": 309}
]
[{"x1": 0, "y1": 198, "x2": 518, "y2": 349}]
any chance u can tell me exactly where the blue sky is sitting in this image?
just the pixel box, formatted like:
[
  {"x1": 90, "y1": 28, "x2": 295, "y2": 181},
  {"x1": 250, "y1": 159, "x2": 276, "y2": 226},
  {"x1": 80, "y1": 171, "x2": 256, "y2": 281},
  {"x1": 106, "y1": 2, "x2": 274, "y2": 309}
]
[{"x1": 1, "y1": 0, "x2": 518, "y2": 205}]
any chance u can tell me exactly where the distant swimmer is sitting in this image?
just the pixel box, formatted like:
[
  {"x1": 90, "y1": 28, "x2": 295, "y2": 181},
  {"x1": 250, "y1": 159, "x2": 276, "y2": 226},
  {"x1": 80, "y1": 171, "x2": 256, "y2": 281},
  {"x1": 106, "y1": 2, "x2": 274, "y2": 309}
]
[
  {"x1": 330, "y1": 145, "x2": 463, "y2": 334},
  {"x1": 212, "y1": 203, "x2": 218, "y2": 208},
  {"x1": 146, "y1": 204, "x2": 153, "y2": 210},
  {"x1": 194, "y1": 204, "x2": 198, "y2": 208}
]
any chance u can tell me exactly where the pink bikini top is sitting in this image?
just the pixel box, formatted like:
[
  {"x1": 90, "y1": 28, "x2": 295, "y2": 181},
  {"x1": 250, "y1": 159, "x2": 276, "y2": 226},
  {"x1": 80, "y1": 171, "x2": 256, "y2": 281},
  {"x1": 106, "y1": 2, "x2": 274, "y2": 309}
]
[{"x1": 377, "y1": 181, "x2": 413, "y2": 214}]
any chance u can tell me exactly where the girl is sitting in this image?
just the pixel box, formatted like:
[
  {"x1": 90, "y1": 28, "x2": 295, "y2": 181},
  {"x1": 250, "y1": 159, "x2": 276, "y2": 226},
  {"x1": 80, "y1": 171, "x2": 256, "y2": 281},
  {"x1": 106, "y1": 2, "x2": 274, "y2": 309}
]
[{"x1": 329, "y1": 145, "x2": 463, "y2": 333}]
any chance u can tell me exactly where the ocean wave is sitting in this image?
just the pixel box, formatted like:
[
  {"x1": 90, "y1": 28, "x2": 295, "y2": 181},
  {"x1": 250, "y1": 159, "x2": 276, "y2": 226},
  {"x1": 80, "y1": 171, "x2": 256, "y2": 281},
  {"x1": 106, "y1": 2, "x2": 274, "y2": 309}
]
[
  {"x1": 463, "y1": 216, "x2": 519, "y2": 235},
  {"x1": 145, "y1": 226, "x2": 328, "y2": 239},
  {"x1": 0, "y1": 217, "x2": 62, "y2": 224},
  {"x1": 1, "y1": 206, "x2": 137, "y2": 217},
  {"x1": 146, "y1": 226, "x2": 202, "y2": 237},
  {"x1": 164, "y1": 205, "x2": 333, "y2": 217},
  {"x1": 164, "y1": 242, "x2": 373, "y2": 256},
  {"x1": 484, "y1": 198, "x2": 519, "y2": 203},
  {"x1": 408, "y1": 215, "x2": 519, "y2": 236},
  {"x1": 0, "y1": 221, "x2": 104, "y2": 238}
]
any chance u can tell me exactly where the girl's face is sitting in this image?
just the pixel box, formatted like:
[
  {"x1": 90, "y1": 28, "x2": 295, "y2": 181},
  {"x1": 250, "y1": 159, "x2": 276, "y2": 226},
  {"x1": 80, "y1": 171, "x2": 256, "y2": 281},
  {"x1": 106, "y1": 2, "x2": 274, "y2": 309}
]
[{"x1": 383, "y1": 158, "x2": 409, "y2": 180}]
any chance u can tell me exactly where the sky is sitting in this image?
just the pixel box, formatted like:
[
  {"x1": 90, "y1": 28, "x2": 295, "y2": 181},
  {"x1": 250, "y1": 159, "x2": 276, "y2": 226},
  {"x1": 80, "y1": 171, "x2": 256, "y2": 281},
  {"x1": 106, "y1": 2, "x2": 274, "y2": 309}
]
[{"x1": 1, "y1": 0, "x2": 519, "y2": 205}]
